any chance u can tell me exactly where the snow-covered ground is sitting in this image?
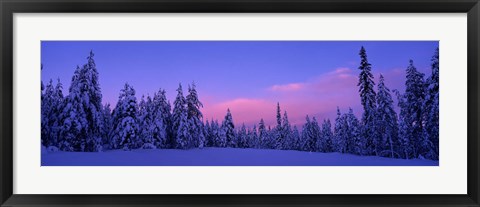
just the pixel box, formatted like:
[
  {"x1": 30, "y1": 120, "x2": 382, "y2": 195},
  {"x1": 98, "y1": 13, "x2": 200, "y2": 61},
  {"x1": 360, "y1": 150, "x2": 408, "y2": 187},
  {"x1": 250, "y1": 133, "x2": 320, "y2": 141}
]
[{"x1": 41, "y1": 147, "x2": 439, "y2": 166}]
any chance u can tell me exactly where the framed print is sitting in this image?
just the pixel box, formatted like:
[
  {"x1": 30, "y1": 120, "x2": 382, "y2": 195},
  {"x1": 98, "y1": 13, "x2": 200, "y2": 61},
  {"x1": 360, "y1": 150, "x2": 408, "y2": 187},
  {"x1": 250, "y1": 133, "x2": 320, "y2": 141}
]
[{"x1": 1, "y1": 0, "x2": 479, "y2": 206}]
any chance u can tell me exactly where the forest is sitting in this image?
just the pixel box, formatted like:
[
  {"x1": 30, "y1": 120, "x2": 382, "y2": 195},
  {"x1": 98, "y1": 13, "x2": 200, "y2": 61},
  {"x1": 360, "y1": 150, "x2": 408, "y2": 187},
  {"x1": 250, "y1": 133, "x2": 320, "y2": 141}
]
[{"x1": 41, "y1": 47, "x2": 439, "y2": 161}]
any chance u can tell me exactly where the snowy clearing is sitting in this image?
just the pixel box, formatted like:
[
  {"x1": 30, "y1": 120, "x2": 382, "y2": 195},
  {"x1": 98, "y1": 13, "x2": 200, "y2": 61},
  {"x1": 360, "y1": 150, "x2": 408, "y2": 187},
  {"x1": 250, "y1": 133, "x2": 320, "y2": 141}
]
[{"x1": 42, "y1": 147, "x2": 438, "y2": 166}]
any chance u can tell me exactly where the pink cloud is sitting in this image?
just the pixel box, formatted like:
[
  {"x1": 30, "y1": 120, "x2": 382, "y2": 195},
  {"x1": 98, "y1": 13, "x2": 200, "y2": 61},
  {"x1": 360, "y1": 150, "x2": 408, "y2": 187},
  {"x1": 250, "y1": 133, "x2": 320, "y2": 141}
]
[
  {"x1": 201, "y1": 67, "x2": 405, "y2": 129},
  {"x1": 268, "y1": 83, "x2": 305, "y2": 92}
]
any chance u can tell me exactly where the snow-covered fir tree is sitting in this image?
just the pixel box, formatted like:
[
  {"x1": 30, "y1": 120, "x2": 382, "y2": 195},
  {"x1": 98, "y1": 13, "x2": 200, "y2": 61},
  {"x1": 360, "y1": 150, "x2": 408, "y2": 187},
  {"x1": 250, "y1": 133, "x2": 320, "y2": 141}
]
[
  {"x1": 186, "y1": 83, "x2": 205, "y2": 148},
  {"x1": 204, "y1": 119, "x2": 213, "y2": 147},
  {"x1": 237, "y1": 123, "x2": 249, "y2": 148},
  {"x1": 301, "y1": 115, "x2": 317, "y2": 152},
  {"x1": 148, "y1": 91, "x2": 169, "y2": 149},
  {"x1": 320, "y1": 119, "x2": 333, "y2": 152},
  {"x1": 375, "y1": 74, "x2": 400, "y2": 158},
  {"x1": 394, "y1": 89, "x2": 413, "y2": 159},
  {"x1": 248, "y1": 125, "x2": 259, "y2": 148},
  {"x1": 59, "y1": 66, "x2": 88, "y2": 151},
  {"x1": 422, "y1": 48, "x2": 439, "y2": 160},
  {"x1": 333, "y1": 107, "x2": 347, "y2": 153},
  {"x1": 404, "y1": 60, "x2": 426, "y2": 158},
  {"x1": 345, "y1": 108, "x2": 361, "y2": 155},
  {"x1": 357, "y1": 46, "x2": 377, "y2": 155},
  {"x1": 82, "y1": 51, "x2": 104, "y2": 152},
  {"x1": 172, "y1": 84, "x2": 189, "y2": 149},
  {"x1": 258, "y1": 119, "x2": 268, "y2": 149},
  {"x1": 111, "y1": 83, "x2": 139, "y2": 150},
  {"x1": 101, "y1": 103, "x2": 113, "y2": 148},
  {"x1": 152, "y1": 89, "x2": 171, "y2": 148},
  {"x1": 222, "y1": 109, "x2": 236, "y2": 147},
  {"x1": 281, "y1": 111, "x2": 293, "y2": 150},
  {"x1": 41, "y1": 79, "x2": 64, "y2": 147},
  {"x1": 213, "y1": 120, "x2": 225, "y2": 147},
  {"x1": 59, "y1": 52, "x2": 104, "y2": 152},
  {"x1": 175, "y1": 108, "x2": 191, "y2": 149},
  {"x1": 291, "y1": 125, "x2": 301, "y2": 151},
  {"x1": 274, "y1": 103, "x2": 284, "y2": 149}
]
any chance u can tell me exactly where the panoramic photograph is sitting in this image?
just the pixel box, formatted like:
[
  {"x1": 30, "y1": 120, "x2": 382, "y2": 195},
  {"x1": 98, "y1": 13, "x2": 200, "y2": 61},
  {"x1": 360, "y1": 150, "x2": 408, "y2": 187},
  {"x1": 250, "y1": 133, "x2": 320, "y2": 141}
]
[{"x1": 41, "y1": 41, "x2": 439, "y2": 166}]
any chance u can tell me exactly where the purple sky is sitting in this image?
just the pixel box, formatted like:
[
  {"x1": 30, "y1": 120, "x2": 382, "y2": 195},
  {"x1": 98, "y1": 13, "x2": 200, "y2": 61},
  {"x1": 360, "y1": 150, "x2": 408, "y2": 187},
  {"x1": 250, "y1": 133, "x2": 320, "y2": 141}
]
[{"x1": 41, "y1": 41, "x2": 438, "y2": 127}]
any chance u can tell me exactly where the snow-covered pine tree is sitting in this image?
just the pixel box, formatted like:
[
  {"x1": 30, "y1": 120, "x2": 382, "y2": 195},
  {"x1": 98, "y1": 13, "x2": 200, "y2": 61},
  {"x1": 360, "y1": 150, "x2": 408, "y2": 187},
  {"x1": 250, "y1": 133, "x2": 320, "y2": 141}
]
[
  {"x1": 375, "y1": 74, "x2": 400, "y2": 158},
  {"x1": 213, "y1": 120, "x2": 225, "y2": 147},
  {"x1": 175, "y1": 108, "x2": 191, "y2": 149},
  {"x1": 258, "y1": 119, "x2": 267, "y2": 149},
  {"x1": 41, "y1": 79, "x2": 56, "y2": 147},
  {"x1": 237, "y1": 123, "x2": 249, "y2": 148},
  {"x1": 281, "y1": 111, "x2": 293, "y2": 150},
  {"x1": 404, "y1": 60, "x2": 426, "y2": 158},
  {"x1": 58, "y1": 51, "x2": 104, "y2": 152},
  {"x1": 422, "y1": 48, "x2": 439, "y2": 160},
  {"x1": 317, "y1": 120, "x2": 331, "y2": 152},
  {"x1": 274, "y1": 102, "x2": 284, "y2": 149},
  {"x1": 333, "y1": 107, "x2": 347, "y2": 153},
  {"x1": 301, "y1": 115, "x2": 316, "y2": 152},
  {"x1": 172, "y1": 84, "x2": 188, "y2": 148},
  {"x1": 346, "y1": 108, "x2": 361, "y2": 155},
  {"x1": 394, "y1": 89, "x2": 413, "y2": 159},
  {"x1": 311, "y1": 117, "x2": 321, "y2": 152},
  {"x1": 137, "y1": 95, "x2": 149, "y2": 148},
  {"x1": 204, "y1": 119, "x2": 213, "y2": 147},
  {"x1": 321, "y1": 119, "x2": 334, "y2": 152},
  {"x1": 101, "y1": 103, "x2": 113, "y2": 149},
  {"x1": 357, "y1": 46, "x2": 377, "y2": 155},
  {"x1": 59, "y1": 65, "x2": 89, "y2": 151},
  {"x1": 111, "y1": 83, "x2": 139, "y2": 150},
  {"x1": 222, "y1": 109, "x2": 236, "y2": 147},
  {"x1": 186, "y1": 83, "x2": 205, "y2": 148},
  {"x1": 51, "y1": 79, "x2": 65, "y2": 147},
  {"x1": 82, "y1": 51, "x2": 104, "y2": 152},
  {"x1": 292, "y1": 125, "x2": 301, "y2": 151},
  {"x1": 248, "y1": 125, "x2": 259, "y2": 148},
  {"x1": 152, "y1": 89, "x2": 171, "y2": 148}
]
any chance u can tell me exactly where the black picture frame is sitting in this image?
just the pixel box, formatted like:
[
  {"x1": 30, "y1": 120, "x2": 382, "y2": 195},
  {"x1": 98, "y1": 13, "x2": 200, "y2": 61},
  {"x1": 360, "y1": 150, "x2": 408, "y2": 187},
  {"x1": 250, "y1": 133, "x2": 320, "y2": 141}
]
[{"x1": 1, "y1": 0, "x2": 479, "y2": 206}]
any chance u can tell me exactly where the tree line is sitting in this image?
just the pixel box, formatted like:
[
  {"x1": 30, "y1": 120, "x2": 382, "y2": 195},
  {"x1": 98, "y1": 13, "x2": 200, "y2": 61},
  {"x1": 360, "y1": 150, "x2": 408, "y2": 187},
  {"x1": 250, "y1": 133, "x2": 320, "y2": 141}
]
[{"x1": 41, "y1": 47, "x2": 439, "y2": 160}]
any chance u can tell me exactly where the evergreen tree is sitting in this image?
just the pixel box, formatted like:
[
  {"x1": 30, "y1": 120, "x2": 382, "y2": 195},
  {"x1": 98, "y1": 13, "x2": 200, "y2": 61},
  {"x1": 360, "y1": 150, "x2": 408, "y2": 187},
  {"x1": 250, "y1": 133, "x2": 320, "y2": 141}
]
[
  {"x1": 320, "y1": 119, "x2": 334, "y2": 152},
  {"x1": 41, "y1": 79, "x2": 54, "y2": 146},
  {"x1": 248, "y1": 125, "x2": 259, "y2": 148},
  {"x1": 274, "y1": 102, "x2": 284, "y2": 149},
  {"x1": 404, "y1": 60, "x2": 426, "y2": 158},
  {"x1": 291, "y1": 126, "x2": 301, "y2": 151},
  {"x1": 111, "y1": 83, "x2": 139, "y2": 150},
  {"x1": 394, "y1": 89, "x2": 414, "y2": 159},
  {"x1": 175, "y1": 109, "x2": 191, "y2": 149},
  {"x1": 281, "y1": 111, "x2": 293, "y2": 150},
  {"x1": 186, "y1": 83, "x2": 205, "y2": 148},
  {"x1": 258, "y1": 119, "x2": 268, "y2": 148},
  {"x1": 375, "y1": 74, "x2": 400, "y2": 158},
  {"x1": 333, "y1": 107, "x2": 347, "y2": 153},
  {"x1": 346, "y1": 108, "x2": 361, "y2": 155},
  {"x1": 101, "y1": 103, "x2": 113, "y2": 148},
  {"x1": 422, "y1": 48, "x2": 439, "y2": 160},
  {"x1": 213, "y1": 120, "x2": 225, "y2": 147},
  {"x1": 204, "y1": 119, "x2": 213, "y2": 147},
  {"x1": 357, "y1": 46, "x2": 377, "y2": 155},
  {"x1": 172, "y1": 84, "x2": 188, "y2": 148},
  {"x1": 153, "y1": 89, "x2": 171, "y2": 148},
  {"x1": 59, "y1": 67, "x2": 88, "y2": 151},
  {"x1": 82, "y1": 51, "x2": 104, "y2": 152},
  {"x1": 301, "y1": 115, "x2": 317, "y2": 152},
  {"x1": 222, "y1": 109, "x2": 236, "y2": 147},
  {"x1": 237, "y1": 123, "x2": 249, "y2": 148}
]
